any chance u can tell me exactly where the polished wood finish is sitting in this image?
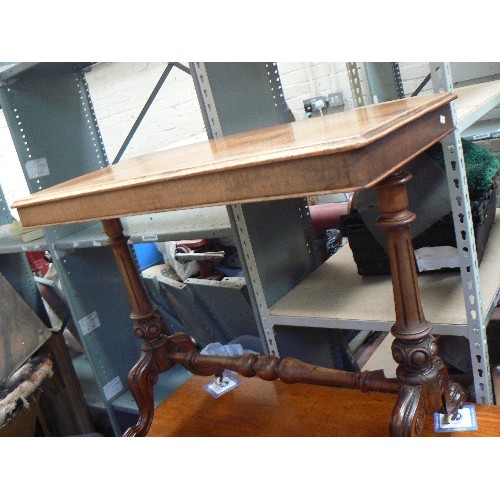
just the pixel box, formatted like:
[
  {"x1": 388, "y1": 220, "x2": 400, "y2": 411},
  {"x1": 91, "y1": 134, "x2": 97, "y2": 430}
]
[
  {"x1": 166, "y1": 333, "x2": 400, "y2": 393},
  {"x1": 102, "y1": 218, "x2": 172, "y2": 437},
  {"x1": 148, "y1": 375, "x2": 499, "y2": 437},
  {"x1": 12, "y1": 91, "x2": 465, "y2": 437},
  {"x1": 12, "y1": 93, "x2": 454, "y2": 228},
  {"x1": 375, "y1": 172, "x2": 466, "y2": 435}
]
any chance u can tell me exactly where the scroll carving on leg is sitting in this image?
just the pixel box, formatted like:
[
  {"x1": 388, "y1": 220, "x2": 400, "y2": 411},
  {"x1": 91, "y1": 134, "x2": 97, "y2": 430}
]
[
  {"x1": 376, "y1": 171, "x2": 467, "y2": 436},
  {"x1": 102, "y1": 218, "x2": 174, "y2": 437},
  {"x1": 101, "y1": 218, "x2": 401, "y2": 437}
]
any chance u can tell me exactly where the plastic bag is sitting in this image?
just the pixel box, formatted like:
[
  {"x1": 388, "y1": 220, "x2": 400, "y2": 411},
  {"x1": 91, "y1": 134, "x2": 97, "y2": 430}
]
[{"x1": 155, "y1": 241, "x2": 199, "y2": 281}]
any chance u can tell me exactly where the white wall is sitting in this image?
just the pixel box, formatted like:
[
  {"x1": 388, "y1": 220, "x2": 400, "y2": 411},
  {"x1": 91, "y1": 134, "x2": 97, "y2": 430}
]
[
  {"x1": 0, "y1": 113, "x2": 31, "y2": 217},
  {"x1": 84, "y1": 62, "x2": 207, "y2": 162}
]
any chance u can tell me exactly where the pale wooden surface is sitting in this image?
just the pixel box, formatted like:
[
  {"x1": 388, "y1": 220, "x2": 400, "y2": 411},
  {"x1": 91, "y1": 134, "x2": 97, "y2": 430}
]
[
  {"x1": 269, "y1": 210, "x2": 500, "y2": 335},
  {"x1": 13, "y1": 93, "x2": 454, "y2": 228},
  {"x1": 147, "y1": 374, "x2": 500, "y2": 437},
  {"x1": 454, "y1": 80, "x2": 500, "y2": 131}
]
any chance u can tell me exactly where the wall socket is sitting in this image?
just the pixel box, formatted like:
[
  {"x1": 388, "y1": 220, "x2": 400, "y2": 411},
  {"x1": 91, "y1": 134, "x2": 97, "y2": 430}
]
[
  {"x1": 328, "y1": 91, "x2": 344, "y2": 107},
  {"x1": 303, "y1": 96, "x2": 328, "y2": 114},
  {"x1": 304, "y1": 92, "x2": 344, "y2": 117}
]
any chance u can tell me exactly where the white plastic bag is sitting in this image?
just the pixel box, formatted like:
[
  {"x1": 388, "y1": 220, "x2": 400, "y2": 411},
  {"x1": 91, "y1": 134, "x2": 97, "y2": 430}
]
[{"x1": 155, "y1": 241, "x2": 199, "y2": 281}]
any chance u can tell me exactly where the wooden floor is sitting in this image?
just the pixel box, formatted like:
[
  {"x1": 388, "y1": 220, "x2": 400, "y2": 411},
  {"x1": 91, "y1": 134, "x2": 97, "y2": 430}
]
[{"x1": 148, "y1": 374, "x2": 500, "y2": 437}]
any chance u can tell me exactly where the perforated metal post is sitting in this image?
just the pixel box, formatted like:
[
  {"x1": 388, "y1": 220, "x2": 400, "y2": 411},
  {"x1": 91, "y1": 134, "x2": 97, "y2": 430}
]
[
  {"x1": 191, "y1": 62, "x2": 277, "y2": 355},
  {"x1": 430, "y1": 62, "x2": 493, "y2": 404},
  {"x1": 346, "y1": 62, "x2": 368, "y2": 107},
  {"x1": 191, "y1": 63, "x2": 323, "y2": 359},
  {"x1": 0, "y1": 63, "x2": 133, "y2": 435}
]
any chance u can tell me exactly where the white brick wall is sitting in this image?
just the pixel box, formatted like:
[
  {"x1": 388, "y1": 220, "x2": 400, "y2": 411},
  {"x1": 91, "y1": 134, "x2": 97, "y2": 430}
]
[
  {"x1": 0, "y1": 113, "x2": 31, "y2": 217},
  {"x1": 84, "y1": 62, "x2": 207, "y2": 161},
  {"x1": 278, "y1": 62, "x2": 354, "y2": 119}
]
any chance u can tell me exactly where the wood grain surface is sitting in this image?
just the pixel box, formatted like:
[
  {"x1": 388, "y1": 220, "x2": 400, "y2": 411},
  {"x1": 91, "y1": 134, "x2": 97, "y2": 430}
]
[
  {"x1": 147, "y1": 375, "x2": 500, "y2": 437},
  {"x1": 13, "y1": 93, "x2": 455, "y2": 228}
]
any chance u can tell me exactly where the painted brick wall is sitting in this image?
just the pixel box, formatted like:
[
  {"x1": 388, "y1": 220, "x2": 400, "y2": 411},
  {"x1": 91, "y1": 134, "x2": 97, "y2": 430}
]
[
  {"x1": 0, "y1": 113, "x2": 31, "y2": 216},
  {"x1": 84, "y1": 62, "x2": 207, "y2": 162}
]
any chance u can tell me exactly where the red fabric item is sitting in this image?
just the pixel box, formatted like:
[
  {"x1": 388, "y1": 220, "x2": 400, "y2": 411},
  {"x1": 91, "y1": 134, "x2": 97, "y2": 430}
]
[{"x1": 26, "y1": 251, "x2": 50, "y2": 277}]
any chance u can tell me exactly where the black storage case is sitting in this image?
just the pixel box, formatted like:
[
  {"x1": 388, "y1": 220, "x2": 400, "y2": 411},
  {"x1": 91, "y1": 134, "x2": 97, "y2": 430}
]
[{"x1": 340, "y1": 186, "x2": 497, "y2": 276}]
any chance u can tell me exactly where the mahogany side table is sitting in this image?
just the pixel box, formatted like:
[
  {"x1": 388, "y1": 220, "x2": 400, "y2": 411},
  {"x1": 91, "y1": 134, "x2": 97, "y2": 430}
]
[{"x1": 12, "y1": 92, "x2": 466, "y2": 437}]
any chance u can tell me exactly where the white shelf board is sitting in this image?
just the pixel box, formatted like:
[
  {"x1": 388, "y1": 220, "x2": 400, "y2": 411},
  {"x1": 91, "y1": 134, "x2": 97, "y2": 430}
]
[
  {"x1": 455, "y1": 80, "x2": 500, "y2": 133},
  {"x1": 269, "y1": 210, "x2": 500, "y2": 336},
  {"x1": 53, "y1": 206, "x2": 233, "y2": 250}
]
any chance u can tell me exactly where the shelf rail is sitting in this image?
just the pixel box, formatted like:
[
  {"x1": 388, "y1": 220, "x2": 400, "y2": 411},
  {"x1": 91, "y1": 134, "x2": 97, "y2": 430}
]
[{"x1": 430, "y1": 62, "x2": 493, "y2": 404}]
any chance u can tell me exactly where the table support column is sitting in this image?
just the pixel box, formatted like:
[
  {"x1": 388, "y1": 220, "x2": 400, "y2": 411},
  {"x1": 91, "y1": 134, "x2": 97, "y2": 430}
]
[
  {"x1": 376, "y1": 171, "x2": 466, "y2": 436},
  {"x1": 102, "y1": 218, "x2": 173, "y2": 437}
]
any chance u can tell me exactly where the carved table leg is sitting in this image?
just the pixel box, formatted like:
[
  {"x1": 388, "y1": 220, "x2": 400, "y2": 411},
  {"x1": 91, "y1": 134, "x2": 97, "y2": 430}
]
[
  {"x1": 376, "y1": 171, "x2": 467, "y2": 436},
  {"x1": 102, "y1": 218, "x2": 174, "y2": 437}
]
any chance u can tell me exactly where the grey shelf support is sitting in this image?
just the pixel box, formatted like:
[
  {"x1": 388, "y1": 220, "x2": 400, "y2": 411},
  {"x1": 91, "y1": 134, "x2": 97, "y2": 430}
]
[
  {"x1": 191, "y1": 62, "x2": 329, "y2": 363},
  {"x1": 0, "y1": 63, "x2": 138, "y2": 434},
  {"x1": 112, "y1": 62, "x2": 175, "y2": 164},
  {"x1": 347, "y1": 62, "x2": 404, "y2": 106},
  {"x1": 0, "y1": 186, "x2": 49, "y2": 324},
  {"x1": 430, "y1": 62, "x2": 493, "y2": 404},
  {"x1": 364, "y1": 62, "x2": 405, "y2": 103}
]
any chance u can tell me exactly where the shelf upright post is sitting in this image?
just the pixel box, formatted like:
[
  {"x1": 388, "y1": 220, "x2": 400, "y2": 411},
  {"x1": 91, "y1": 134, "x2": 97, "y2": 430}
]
[
  {"x1": 190, "y1": 63, "x2": 334, "y2": 365},
  {"x1": 430, "y1": 62, "x2": 493, "y2": 404}
]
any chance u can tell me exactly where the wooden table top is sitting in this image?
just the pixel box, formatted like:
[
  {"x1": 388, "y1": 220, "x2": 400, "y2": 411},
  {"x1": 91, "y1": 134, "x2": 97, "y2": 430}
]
[
  {"x1": 13, "y1": 93, "x2": 455, "y2": 228},
  {"x1": 148, "y1": 374, "x2": 500, "y2": 437}
]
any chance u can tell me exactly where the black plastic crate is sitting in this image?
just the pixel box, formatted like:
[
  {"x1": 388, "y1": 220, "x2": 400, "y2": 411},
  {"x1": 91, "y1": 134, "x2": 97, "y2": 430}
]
[{"x1": 340, "y1": 186, "x2": 497, "y2": 276}]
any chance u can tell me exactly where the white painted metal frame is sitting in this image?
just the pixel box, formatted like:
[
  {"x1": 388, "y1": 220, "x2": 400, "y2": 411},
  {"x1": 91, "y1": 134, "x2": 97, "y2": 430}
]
[{"x1": 430, "y1": 62, "x2": 493, "y2": 404}]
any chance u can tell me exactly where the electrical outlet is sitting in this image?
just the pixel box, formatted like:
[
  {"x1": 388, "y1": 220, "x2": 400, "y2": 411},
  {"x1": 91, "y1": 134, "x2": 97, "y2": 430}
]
[
  {"x1": 328, "y1": 91, "x2": 344, "y2": 107},
  {"x1": 303, "y1": 96, "x2": 328, "y2": 115}
]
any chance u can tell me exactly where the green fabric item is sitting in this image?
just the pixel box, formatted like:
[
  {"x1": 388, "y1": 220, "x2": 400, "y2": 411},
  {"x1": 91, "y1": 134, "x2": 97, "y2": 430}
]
[{"x1": 428, "y1": 139, "x2": 499, "y2": 194}]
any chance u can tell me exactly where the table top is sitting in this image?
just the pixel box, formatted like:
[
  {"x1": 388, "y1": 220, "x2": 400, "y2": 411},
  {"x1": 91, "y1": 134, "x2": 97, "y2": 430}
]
[
  {"x1": 13, "y1": 92, "x2": 455, "y2": 228},
  {"x1": 147, "y1": 374, "x2": 500, "y2": 437}
]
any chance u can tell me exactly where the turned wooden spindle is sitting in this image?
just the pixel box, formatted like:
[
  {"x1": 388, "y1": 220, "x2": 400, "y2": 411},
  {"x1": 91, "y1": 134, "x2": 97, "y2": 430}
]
[
  {"x1": 101, "y1": 218, "x2": 403, "y2": 436},
  {"x1": 166, "y1": 333, "x2": 400, "y2": 393},
  {"x1": 376, "y1": 171, "x2": 466, "y2": 436},
  {"x1": 100, "y1": 176, "x2": 466, "y2": 439},
  {"x1": 102, "y1": 218, "x2": 173, "y2": 437}
]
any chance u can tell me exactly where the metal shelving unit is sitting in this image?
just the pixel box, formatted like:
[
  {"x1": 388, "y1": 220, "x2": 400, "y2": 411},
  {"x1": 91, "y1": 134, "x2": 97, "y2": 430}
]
[
  {"x1": 0, "y1": 183, "x2": 49, "y2": 323},
  {"x1": 191, "y1": 62, "x2": 353, "y2": 370},
  {"x1": 0, "y1": 62, "x2": 250, "y2": 435},
  {"x1": 53, "y1": 207, "x2": 231, "y2": 250},
  {"x1": 1, "y1": 61, "x2": 498, "y2": 440},
  {"x1": 268, "y1": 63, "x2": 500, "y2": 403},
  {"x1": 430, "y1": 63, "x2": 499, "y2": 404}
]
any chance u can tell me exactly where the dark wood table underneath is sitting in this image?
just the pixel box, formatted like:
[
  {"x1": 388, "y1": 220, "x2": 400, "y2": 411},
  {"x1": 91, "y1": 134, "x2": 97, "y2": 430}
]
[{"x1": 148, "y1": 375, "x2": 499, "y2": 437}]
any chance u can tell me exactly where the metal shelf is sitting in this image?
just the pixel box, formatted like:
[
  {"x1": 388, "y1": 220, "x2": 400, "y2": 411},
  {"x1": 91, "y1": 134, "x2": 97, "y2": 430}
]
[
  {"x1": 0, "y1": 63, "x2": 40, "y2": 82},
  {"x1": 462, "y1": 118, "x2": 500, "y2": 142},
  {"x1": 269, "y1": 209, "x2": 500, "y2": 336},
  {"x1": 53, "y1": 206, "x2": 232, "y2": 250},
  {"x1": 0, "y1": 223, "x2": 47, "y2": 254},
  {"x1": 73, "y1": 353, "x2": 191, "y2": 415}
]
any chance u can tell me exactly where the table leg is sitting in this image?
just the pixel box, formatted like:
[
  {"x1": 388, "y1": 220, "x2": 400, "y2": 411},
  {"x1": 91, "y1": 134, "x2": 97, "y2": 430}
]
[
  {"x1": 376, "y1": 171, "x2": 466, "y2": 436},
  {"x1": 102, "y1": 218, "x2": 174, "y2": 437}
]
